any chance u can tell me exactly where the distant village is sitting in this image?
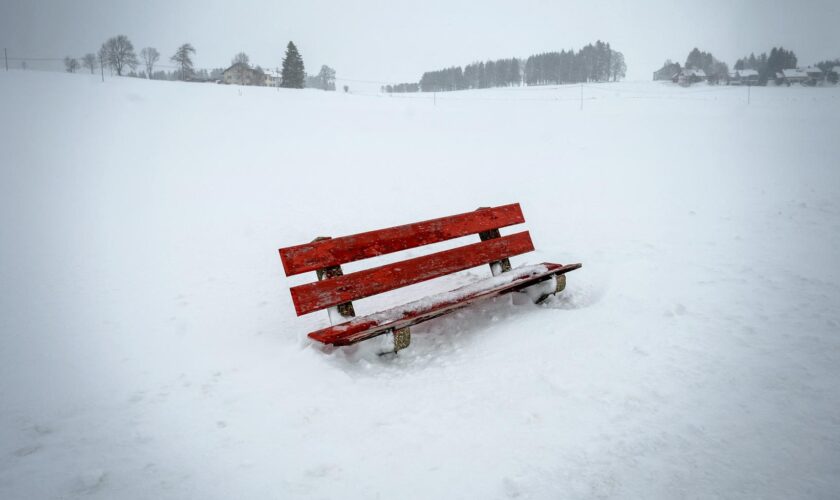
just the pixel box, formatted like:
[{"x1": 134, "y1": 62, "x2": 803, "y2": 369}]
[{"x1": 654, "y1": 47, "x2": 840, "y2": 87}]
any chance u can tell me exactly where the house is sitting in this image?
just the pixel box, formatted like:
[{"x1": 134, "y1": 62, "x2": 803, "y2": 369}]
[
  {"x1": 673, "y1": 68, "x2": 706, "y2": 86},
  {"x1": 222, "y1": 62, "x2": 263, "y2": 86},
  {"x1": 653, "y1": 61, "x2": 681, "y2": 81},
  {"x1": 830, "y1": 66, "x2": 840, "y2": 84},
  {"x1": 264, "y1": 69, "x2": 282, "y2": 87},
  {"x1": 804, "y1": 66, "x2": 823, "y2": 78},
  {"x1": 777, "y1": 68, "x2": 810, "y2": 86},
  {"x1": 729, "y1": 69, "x2": 760, "y2": 86},
  {"x1": 803, "y1": 66, "x2": 825, "y2": 85}
]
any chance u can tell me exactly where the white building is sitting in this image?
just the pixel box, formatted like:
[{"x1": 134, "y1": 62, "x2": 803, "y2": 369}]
[
  {"x1": 264, "y1": 69, "x2": 282, "y2": 87},
  {"x1": 778, "y1": 68, "x2": 811, "y2": 85}
]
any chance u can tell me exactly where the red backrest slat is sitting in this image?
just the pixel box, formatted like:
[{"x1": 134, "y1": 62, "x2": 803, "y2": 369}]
[
  {"x1": 279, "y1": 203, "x2": 524, "y2": 276},
  {"x1": 289, "y1": 231, "x2": 534, "y2": 315}
]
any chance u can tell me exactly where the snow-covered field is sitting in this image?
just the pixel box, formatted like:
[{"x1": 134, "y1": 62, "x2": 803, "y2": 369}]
[{"x1": 1, "y1": 70, "x2": 839, "y2": 499}]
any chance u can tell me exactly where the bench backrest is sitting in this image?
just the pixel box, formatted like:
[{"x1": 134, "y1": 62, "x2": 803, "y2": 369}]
[{"x1": 278, "y1": 203, "x2": 534, "y2": 316}]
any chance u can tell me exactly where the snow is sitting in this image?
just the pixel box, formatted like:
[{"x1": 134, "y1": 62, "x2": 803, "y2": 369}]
[
  {"x1": 1, "y1": 70, "x2": 840, "y2": 499},
  {"x1": 317, "y1": 264, "x2": 559, "y2": 341}
]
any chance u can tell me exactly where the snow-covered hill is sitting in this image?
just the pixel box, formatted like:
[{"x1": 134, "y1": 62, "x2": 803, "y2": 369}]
[{"x1": 1, "y1": 71, "x2": 839, "y2": 499}]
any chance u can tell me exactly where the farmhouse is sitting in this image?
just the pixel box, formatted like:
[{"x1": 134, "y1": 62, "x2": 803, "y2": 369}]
[
  {"x1": 729, "y1": 69, "x2": 759, "y2": 85},
  {"x1": 777, "y1": 68, "x2": 810, "y2": 86},
  {"x1": 673, "y1": 68, "x2": 706, "y2": 86},
  {"x1": 222, "y1": 62, "x2": 264, "y2": 86},
  {"x1": 653, "y1": 61, "x2": 681, "y2": 81},
  {"x1": 264, "y1": 69, "x2": 282, "y2": 87}
]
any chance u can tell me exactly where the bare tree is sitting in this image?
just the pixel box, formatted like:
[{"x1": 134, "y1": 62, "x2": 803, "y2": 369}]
[
  {"x1": 171, "y1": 43, "x2": 196, "y2": 80},
  {"x1": 610, "y1": 51, "x2": 627, "y2": 82},
  {"x1": 141, "y1": 47, "x2": 160, "y2": 79},
  {"x1": 102, "y1": 35, "x2": 139, "y2": 76},
  {"x1": 317, "y1": 65, "x2": 336, "y2": 90},
  {"x1": 82, "y1": 53, "x2": 97, "y2": 74},
  {"x1": 231, "y1": 52, "x2": 249, "y2": 67},
  {"x1": 64, "y1": 57, "x2": 79, "y2": 73}
]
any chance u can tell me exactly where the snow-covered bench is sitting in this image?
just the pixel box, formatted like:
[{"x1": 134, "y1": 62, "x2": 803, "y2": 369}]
[{"x1": 278, "y1": 203, "x2": 581, "y2": 353}]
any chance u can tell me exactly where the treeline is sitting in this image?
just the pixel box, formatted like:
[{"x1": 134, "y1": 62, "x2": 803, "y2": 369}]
[
  {"x1": 382, "y1": 82, "x2": 420, "y2": 93},
  {"x1": 136, "y1": 68, "x2": 225, "y2": 81},
  {"x1": 404, "y1": 40, "x2": 626, "y2": 93},
  {"x1": 525, "y1": 42, "x2": 625, "y2": 85},
  {"x1": 463, "y1": 58, "x2": 522, "y2": 88},
  {"x1": 63, "y1": 35, "x2": 204, "y2": 81},
  {"x1": 419, "y1": 66, "x2": 467, "y2": 92},
  {"x1": 734, "y1": 47, "x2": 797, "y2": 84}
]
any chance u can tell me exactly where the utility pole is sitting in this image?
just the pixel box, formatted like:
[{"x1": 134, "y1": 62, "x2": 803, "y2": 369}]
[
  {"x1": 580, "y1": 83, "x2": 583, "y2": 111},
  {"x1": 4, "y1": 49, "x2": 7, "y2": 71}
]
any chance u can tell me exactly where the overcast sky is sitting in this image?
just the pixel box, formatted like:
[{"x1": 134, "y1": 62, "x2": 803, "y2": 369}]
[{"x1": 2, "y1": 0, "x2": 839, "y2": 83}]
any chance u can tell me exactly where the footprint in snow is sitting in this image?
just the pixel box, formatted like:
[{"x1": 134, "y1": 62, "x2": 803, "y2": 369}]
[
  {"x1": 72, "y1": 469, "x2": 107, "y2": 494},
  {"x1": 13, "y1": 444, "x2": 42, "y2": 457}
]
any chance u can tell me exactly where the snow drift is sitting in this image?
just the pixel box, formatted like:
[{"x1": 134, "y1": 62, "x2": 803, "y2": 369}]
[{"x1": 1, "y1": 71, "x2": 839, "y2": 499}]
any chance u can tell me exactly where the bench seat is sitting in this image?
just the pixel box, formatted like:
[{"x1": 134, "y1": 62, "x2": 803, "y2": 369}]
[{"x1": 308, "y1": 262, "x2": 581, "y2": 346}]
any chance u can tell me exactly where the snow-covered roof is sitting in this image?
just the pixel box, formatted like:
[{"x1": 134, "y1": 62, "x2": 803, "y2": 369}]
[
  {"x1": 736, "y1": 69, "x2": 759, "y2": 77},
  {"x1": 803, "y1": 66, "x2": 823, "y2": 75},
  {"x1": 264, "y1": 69, "x2": 281, "y2": 78},
  {"x1": 683, "y1": 68, "x2": 706, "y2": 77},
  {"x1": 223, "y1": 62, "x2": 252, "y2": 74},
  {"x1": 781, "y1": 68, "x2": 809, "y2": 78}
]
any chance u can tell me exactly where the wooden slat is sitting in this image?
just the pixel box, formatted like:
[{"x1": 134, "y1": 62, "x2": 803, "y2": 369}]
[
  {"x1": 290, "y1": 231, "x2": 535, "y2": 315},
  {"x1": 308, "y1": 262, "x2": 583, "y2": 345},
  {"x1": 279, "y1": 203, "x2": 524, "y2": 276}
]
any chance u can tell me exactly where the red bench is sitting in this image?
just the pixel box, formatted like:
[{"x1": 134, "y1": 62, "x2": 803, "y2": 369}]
[{"x1": 278, "y1": 203, "x2": 581, "y2": 353}]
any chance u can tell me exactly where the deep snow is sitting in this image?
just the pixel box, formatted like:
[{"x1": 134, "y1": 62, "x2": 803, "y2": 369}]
[{"x1": 1, "y1": 70, "x2": 839, "y2": 499}]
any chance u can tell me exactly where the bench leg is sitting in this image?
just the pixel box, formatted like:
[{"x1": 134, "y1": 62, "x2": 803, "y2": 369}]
[
  {"x1": 379, "y1": 326, "x2": 411, "y2": 355},
  {"x1": 312, "y1": 236, "x2": 356, "y2": 324},
  {"x1": 478, "y1": 228, "x2": 512, "y2": 276},
  {"x1": 476, "y1": 208, "x2": 512, "y2": 277},
  {"x1": 525, "y1": 274, "x2": 567, "y2": 304},
  {"x1": 393, "y1": 327, "x2": 411, "y2": 352}
]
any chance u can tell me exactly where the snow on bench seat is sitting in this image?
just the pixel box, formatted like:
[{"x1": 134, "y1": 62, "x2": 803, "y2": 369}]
[{"x1": 308, "y1": 262, "x2": 581, "y2": 346}]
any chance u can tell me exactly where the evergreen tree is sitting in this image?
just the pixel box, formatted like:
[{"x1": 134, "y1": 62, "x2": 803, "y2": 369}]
[
  {"x1": 281, "y1": 41, "x2": 305, "y2": 88},
  {"x1": 170, "y1": 43, "x2": 196, "y2": 80}
]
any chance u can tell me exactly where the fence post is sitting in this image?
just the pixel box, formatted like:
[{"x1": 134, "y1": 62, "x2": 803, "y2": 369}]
[{"x1": 580, "y1": 83, "x2": 583, "y2": 111}]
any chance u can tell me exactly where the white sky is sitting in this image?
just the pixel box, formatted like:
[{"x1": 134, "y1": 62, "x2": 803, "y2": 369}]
[{"x1": 1, "y1": 0, "x2": 839, "y2": 83}]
